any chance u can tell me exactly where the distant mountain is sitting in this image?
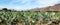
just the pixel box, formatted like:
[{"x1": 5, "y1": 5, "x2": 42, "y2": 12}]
[{"x1": 28, "y1": 4, "x2": 60, "y2": 12}]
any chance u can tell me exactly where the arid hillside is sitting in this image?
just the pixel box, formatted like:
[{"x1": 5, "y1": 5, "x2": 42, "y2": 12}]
[{"x1": 29, "y1": 4, "x2": 60, "y2": 11}]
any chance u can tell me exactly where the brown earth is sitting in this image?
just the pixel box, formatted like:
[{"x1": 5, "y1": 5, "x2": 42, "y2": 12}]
[{"x1": 28, "y1": 4, "x2": 60, "y2": 12}]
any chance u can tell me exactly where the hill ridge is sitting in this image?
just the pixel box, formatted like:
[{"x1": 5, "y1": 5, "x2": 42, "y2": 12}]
[{"x1": 29, "y1": 4, "x2": 60, "y2": 11}]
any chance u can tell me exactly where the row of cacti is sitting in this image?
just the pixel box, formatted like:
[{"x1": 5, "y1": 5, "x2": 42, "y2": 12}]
[{"x1": 0, "y1": 11, "x2": 60, "y2": 25}]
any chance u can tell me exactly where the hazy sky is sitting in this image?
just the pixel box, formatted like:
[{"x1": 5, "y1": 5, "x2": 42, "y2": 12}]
[{"x1": 0, "y1": 0, "x2": 60, "y2": 11}]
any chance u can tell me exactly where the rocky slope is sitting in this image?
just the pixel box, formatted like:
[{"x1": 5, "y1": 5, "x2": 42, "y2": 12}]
[{"x1": 29, "y1": 4, "x2": 60, "y2": 12}]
